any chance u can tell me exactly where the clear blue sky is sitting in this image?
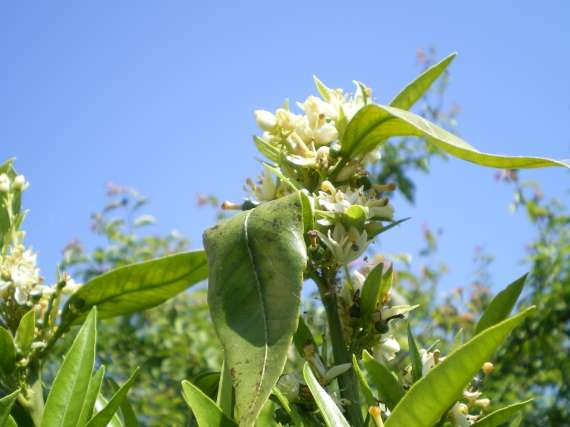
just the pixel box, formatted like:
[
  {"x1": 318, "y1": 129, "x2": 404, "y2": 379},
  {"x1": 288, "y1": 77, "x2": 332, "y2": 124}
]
[{"x1": 1, "y1": 2, "x2": 569, "y2": 294}]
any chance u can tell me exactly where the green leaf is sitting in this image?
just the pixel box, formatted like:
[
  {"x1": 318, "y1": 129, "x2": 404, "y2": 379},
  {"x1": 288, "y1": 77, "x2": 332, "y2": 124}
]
[
  {"x1": 508, "y1": 413, "x2": 523, "y2": 427},
  {"x1": 253, "y1": 136, "x2": 280, "y2": 162},
  {"x1": 407, "y1": 324, "x2": 422, "y2": 383},
  {"x1": 193, "y1": 371, "x2": 221, "y2": 400},
  {"x1": 352, "y1": 355, "x2": 376, "y2": 406},
  {"x1": 15, "y1": 309, "x2": 35, "y2": 355},
  {"x1": 473, "y1": 399, "x2": 533, "y2": 427},
  {"x1": 0, "y1": 326, "x2": 16, "y2": 374},
  {"x1": 302, "y1": 363, "x2": 350, "y2": 427},
  {"x1": 361, "y1": 350, "x2": 404, "y2": 410},
  {"x1": 293, "y1": 315, "x2": 318, "y2": 358},
  {"x1": 313, "y1": 75, "x2": 333, "y2": 101},
  {"x1": 6, "y1": 415, "x2": 17, "y2": 427},
  {"x1": 204, "y1": 193, "x2": 307, "y2": 426},
  {"x1": 93, "y1": 394, "x2": 122, "y2": 427},
  {"x1": 389, "y1": 53, "x2": 456, "y2": 111},
  {"x1": 341, "y1": 104, "x2": 570, "y2": 169},
  {"x1": 78, "y1": 366, "x2": 106, "y2": 426},
  {"x1": 360, "y1": 264, "x2": 392, "y2": 323},
  {"x1": 0, "y1": 389, "x2": 20, "y2": 426},
  {"x1": 86, "y1": 367, "x2": 139, "y2": 427},
  {"x1": 343, "y1": 205, "x2": 367, "y2": 230},
  {"x1": 217, "y1": 360, "x2": 234, "y2": 419},
  {"x1": 107, "y1": 377, "x2": 139, "y2": 427},
  {"x1": 475, "y1": 274, "x2": 527, "y2": 335},
  {"x1": 41, "y1": 308, "x2": 97, "y2": 427},
  {"x1": 181, "y1": 380, "x2": 237, "y2": 427},
  {"x1": 61, "y1": 250, "x2": 208, "y2": 324},
  {"x1": 384, "y1": 307, "x2": 535, "y2": 427}
]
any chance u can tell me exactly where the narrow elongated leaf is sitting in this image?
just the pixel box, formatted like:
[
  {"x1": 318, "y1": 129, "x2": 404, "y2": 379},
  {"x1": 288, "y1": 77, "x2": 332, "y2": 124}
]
[
  {"x1": 390, "y1": 53, "x2": 456, "y2": 110},
  {"x1": 0, "y1": 389, "x2": 20, "y2": 426},
  {"x1": 86, "y1": 367, "x2": 139, "y2": 427},
  {"x1": 407, "y1": 325, "x2": 422, "y2": 383},
  {"x1": 15, "y1": 310, "x2": 35, "y2": 355},
  {"x1": 341, "y1": 104, "x2": 570, "y2": 169},
  {"x1": 0, "y1": 326, "x2": 16, "y2": 374},
  {"x1": 0, "y1": 159, "x2": 22, "y2": 251},
  {"x1": 6, "y1": 415, "x2": 17, "y2": 427},
  {"x1": 93, "y1": 394, "x2": 122, "y2": 427},
  {"x1": 41, "y1": 308, "x2": 97, "y2": 427},
  {"x1": 362, "y1": 350, "x2": 404, "y2": 410},
  {"x1": 352, "y1": 355, "x2": 376, "y2": 406},
  {"x1": 77, "y1": 366, "x2": 106, "y2": 426},
  {"x1": 473, "y1": 399, "x2": 533, "y2": 427},
  {"x1": 475, "y1": 274, "x2": 527, "y2": 335},
  {"x1": 61, "y1": 250, "x2": 208, "y2": 325},
  {"x1": 385, "y1": 307, "x2": 535, "y2": 427},
  {"x1": 216, "y1": 360, "x2": 234, "y2": 419},
  {"x1": 293, "y1": 316, "x2": 318, "y2": 357},
  {"x1": 360, "y1": 264, "x2": 392, "y2": 323},
  {"x1": 181, "y1": 380, "x2": 237, "y2": 427},
  {"x1": 204, "y1": 193, "x2": 307, "y2": 426},
  {"x1": 107, "y1": 377, "x2": 139, "y2": 427},
  {"x1": 508, "y1": 413, "x2": 523, "y2": 427},
  {"x1": 302, "y1": 364, "x2": 350, "y2": 427}
]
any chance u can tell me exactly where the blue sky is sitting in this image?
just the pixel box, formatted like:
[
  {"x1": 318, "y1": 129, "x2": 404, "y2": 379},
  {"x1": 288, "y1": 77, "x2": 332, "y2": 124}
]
[{"x1": 1, "y1": 2, "x2": 569, "y2": 294}]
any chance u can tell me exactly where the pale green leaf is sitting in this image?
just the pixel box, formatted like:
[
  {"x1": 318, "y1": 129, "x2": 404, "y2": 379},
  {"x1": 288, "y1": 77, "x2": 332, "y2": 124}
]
[
  {"x1": 407, "y1": 324, "x2": 422, "y2": 383},
  {"x1": 313, "y1": 75, "x2": 333, "y2": 101},
  {"x1": 15, "y1": 309, "x2": 35, "y2": 355},
  {"x1": 204, "y1": 193, "x2": 307, "y2": 426},
  {"x1": 41, "y1": 308, "x2": 97, "y2": 427},
  {"x1": 385, "y1": 307, "x2": 535, "y2": 427},
  {"x1": 389, "y1": 53, "x2": 456, "y2": 110},
  {"x1": 341, "y1": 104, "x2": 570, "y2": 169},
  {"x1": 61, "y1": 250, "x2": 208, "y2": 325},
  {"x1": 86, "y1": 367, "x2": 139, "y2": 427},
  {"x1": 302, "y1": 363, "x2": 350, "y2": 427},
  {"x1": 362, "y1": 350, "x2": 404, "y2": 410},
  {"x1": 0, "y1": 158, "x2": 22, "y2": 251},
  {"x1": 181, "y1": 380, "x2": 237, "y2": 427},
  {"x1": 77, "y1": 366, "x2": 106, "y2": 426},
  {"x1": 475, "y1": 274, "x2": 527, "y2": 335},
  {"x1": 473, "y1": 399, "x2": 532, "y2": 427},
  {"x1": 360, "y1": 264, "x2": 392, "y2": 323},
  {"x1": 216, "y1": 360, "x2": 234, "y2": 419},
  {"x1": 352, "y1": 355, "x2": 376, "y2": 406},
  {"x1": 107, "y1": 377, "x2": 139, "y2": 427}
]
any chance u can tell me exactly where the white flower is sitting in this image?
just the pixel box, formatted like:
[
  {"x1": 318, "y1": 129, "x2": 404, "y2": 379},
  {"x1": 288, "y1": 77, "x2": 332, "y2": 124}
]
[
  {"x1": 254, "y1": 167, "x2": 278, "y2": 202},
  {"x1": 419, "y1": 349, "x2": 443, "y2": 376},
  {"x1": 275, "y1": 108, "x2": 301, "y2": 131},
  {"x1": 351, "y1": 270, "x2": 366, "y2": 293},
  {"x1": 450, "y1": 403, "x2": 471, "y2": 427},
  {"x1": 316, "y1": 223, "x2": 368, "y2": 264},
  {"x1": 12, "y1": 175, "x2": 29, "y2": 191},
  {"x1": 0, "y1": 246, "x2": 41, "y2": 305},
  {"x1": 0, "y1": 174, "x2": 11, "y2": 193},
  {"x1": 373, "y1": 336, "x2": 401, "y2": 361},
  {"x1": 254, "y1": 110, "x2": 277, "y2": 132}
]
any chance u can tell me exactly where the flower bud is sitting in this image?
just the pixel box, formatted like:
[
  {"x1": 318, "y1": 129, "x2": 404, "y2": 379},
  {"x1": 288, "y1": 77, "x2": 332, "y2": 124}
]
[
  {"x1": 254, "y1": 110, "x2": 277, "y2": 132},
  {"x1": 482, "y1": 361, "x2": 494, "y2": 375},
  {"x1": 12, "y1": 175, "x2": 29, "y2": 191},
  {"x1": 0, "y1": 174, "x2": 10, "y2": 193}
]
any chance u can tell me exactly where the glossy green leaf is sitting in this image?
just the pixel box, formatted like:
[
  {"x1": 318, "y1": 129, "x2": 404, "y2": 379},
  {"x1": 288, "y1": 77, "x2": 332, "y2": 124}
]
[
  {"x1": 293, "y1": 315, "x2": 317, "y2": 357},
  {"x1": 181, "y1": 380, "x2": 237, "y2": 427},
  {"x1": 473, "y1": 399, "x2": 533, "y2": 427},
  {"x1": 61, "y1": 250, "x2": 208, "y2": 324},
  {"x1": 0, "y1": 389, "x2": 20, "y2": 426},
  {"x1": 204, "y1": 193, "x2": 307, "y2": 426},
  {"x1": 352, "y1": 355, "x2": 376, "y2": 406},
  {"x1": 0, "y1": 326, "x2": 16, "y2": 374},
  {"x1": 41, "y1": 308, "x2": 97, "y2": 427},
  {"x1": 93, "y1": 394, "x2": 122, "y2": 427},
  {"x1": 253, "y1": 136, "x2": 280, "y2": 162},
  {"x1": 362, "y1": 350, "x2": 404, "y2": 410},
  {"x1": 15, "y1": 309, "x2": 35, "y2": 355},
  {"x1": 385, "y1": 307, "x2": 535, "y2": 427},
  {"x1": 407, "y1": 325, "x2": 422, "y2": 383},
  {"x1": 302, "y1": 363, "x2": 350, "y2": 427},
  {"x1": 6, "y1": 415, "x2": 17, "y2": 427},
  {"x1": 193, "y1": 371, "x2": 221, "y2": 400},
  {"x1": 360, "y1": 264, "x2": 392, "y2": 323},
  {"x1": 341, "y1": 104, "x2": 570, "y2": 169},
  {"x1": 78, "y1": 366, "x2": 106, "y2": 426},
  {"x1": 475, "y1": 274, "x2": 527, "y2": 335},
  {"x1": 86, "y1": 367, "x2": 139, "y2": 427},
  {"x1": 107, "y1": 377, "x2": 139, "y2": 427},
  {"x1": 508, "y1": 413, "x2": 523, "y2": 427},
  {"x1": 389, "y1": 53, "x2": 456, "y2": 110}
]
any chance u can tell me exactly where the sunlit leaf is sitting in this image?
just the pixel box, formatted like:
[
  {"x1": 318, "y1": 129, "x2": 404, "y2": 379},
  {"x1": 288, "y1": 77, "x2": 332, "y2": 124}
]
[
  {"x1": 362, "y1": 350, "x2": 404, "y2": 410},
  {"x1": 77, "y1": 366, "x2": 105, "y2": 426},
  {"x1": 204, "y1": 193, "x2": 307, "y2": 426},
  {"x1": 181, "y1": 380, "x2": 237, "y2": 427},
  {"x1": 15, "y1": 309, "x2": 35, "y2": 355},
  {"x1": 473, "y1": 399, "x2": 533, "y2": 427},
  {"x1": 302, "y1": 363, "x2": 350, "y2": 427},
  {"x1": 0, "y1": 389, "x2": 20, "y2": 426},
  {"x1": 385, "y1": 307, "x2": 535, "y2": 427},
  {"x1": 41, "y1": 309, "x2": 97, "y2": 427},
  {"x1": 61, "y1": 251, "x2": 208, "y2": 324},
  {"x1": 475, "y1": 274, "x2": 527, "y2": 335}
]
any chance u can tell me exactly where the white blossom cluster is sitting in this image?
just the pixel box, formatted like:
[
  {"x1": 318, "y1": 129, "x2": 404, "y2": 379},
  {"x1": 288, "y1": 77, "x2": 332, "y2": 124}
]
[
  {"x1": 0, "y1": 173, "x2": 29, "y2": 193},
  {"x1": 0, "y1": 244, "x2": 42, "y2": 305},
  {"x1": 251, "y1": 78, "x2": 395, "y2": 266}
]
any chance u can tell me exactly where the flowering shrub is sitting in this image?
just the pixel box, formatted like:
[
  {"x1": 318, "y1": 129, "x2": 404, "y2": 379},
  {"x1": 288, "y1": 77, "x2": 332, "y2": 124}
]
[{"x1": 0, "y1": 53, "x2": 568, "y2": 426}]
